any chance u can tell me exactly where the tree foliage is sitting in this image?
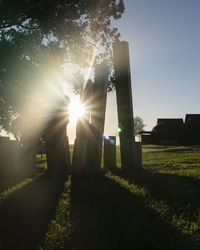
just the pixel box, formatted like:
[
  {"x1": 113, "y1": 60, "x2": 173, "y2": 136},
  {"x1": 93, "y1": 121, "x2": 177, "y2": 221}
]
[
  {"x1": 0, "y1": 0, "x2": 125, "y2": 137},
  {"x1": 134, "y1": 116, "x2": 145, "y2": 135}
]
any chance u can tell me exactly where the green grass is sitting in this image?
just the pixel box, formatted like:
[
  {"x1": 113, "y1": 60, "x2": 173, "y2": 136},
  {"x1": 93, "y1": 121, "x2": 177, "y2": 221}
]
[
  {"x1": 143, "y1": 146, "x2": 200, "y2": 178},
  {"x1": 37, "y1": 154, "x2": 47, "y2": 172},
  {"x1": 2, "y1": 144, "x2": 200, "y2": 249},
  {"x1": 41, "y1": 175, "x2": 72, "y2": 250},
  {"x1": 38, "y1": 145, "x2": 200, "y2": 249},
  {"x1": 142, "y1": 144, "x2": 187, "y2": 153},
  {"x1": 106, "y1": 171, "x2": 200, "y2": 238},
  {"x1": 139, "y1": 145, "x2": 200, "y2": 246}
]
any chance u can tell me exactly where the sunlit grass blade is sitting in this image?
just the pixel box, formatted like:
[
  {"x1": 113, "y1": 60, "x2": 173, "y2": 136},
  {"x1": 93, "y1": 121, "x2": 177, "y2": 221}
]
[
  {"x1": 41, "y1": 175, "x2": 72, "y2": 249},
  {"x1": 105, "y1": 172, "x2": 200, "y2": 238},
  {"x1": 0, "y1": 178, "x2": 33, "y2": 205}
]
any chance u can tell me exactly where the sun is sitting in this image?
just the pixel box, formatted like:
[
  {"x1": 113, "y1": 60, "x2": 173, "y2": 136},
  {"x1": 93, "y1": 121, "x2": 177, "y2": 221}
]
[{"x1": 68, "y1": 97, "x2": 85, "y2": 124}]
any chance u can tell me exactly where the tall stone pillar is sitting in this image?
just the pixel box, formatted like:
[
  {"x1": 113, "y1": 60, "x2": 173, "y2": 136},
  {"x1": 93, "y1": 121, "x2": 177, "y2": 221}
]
[
  {"x1": 72, "y1": 80, "x2": 94, "y2": 173},
  {"x1": 72, "y1": 65, "x2": 108, "y2": 173},
  {"x1": 113, "y1": 41, "x2": 136, "y2": 170},
  {"x1": 90, "y1": 64, "x2": 109, "y2": 171},
  {"x1": 80, "y1": 79, "x2": 94, "y2": 123},
  {"x1": 44, "y1": 96, "x2": 70, "y2": 176},
  {"x1": 20, "y1": 120, "x2": 38, "y2": 177}
]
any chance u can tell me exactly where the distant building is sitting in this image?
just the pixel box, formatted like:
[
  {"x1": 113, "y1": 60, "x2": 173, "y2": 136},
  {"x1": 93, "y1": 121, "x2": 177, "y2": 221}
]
[
  {"x1": 151, "y1": 118, "x2": 184, "y2": 145},
  {"x1": 141, "y1": 114, "x2": 200, "y2": 146},
  {"x1": 140, "y1": 131, "x2": 153, "y2": 144},
  {"x1": 185, "y1": 114, "x2": 200, "y2": 145}
]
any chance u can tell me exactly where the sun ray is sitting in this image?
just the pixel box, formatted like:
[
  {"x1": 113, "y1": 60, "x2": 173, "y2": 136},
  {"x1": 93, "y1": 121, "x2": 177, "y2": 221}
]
[{"x1": 68, "y1": 97, "x2": 85, "y2": 124}]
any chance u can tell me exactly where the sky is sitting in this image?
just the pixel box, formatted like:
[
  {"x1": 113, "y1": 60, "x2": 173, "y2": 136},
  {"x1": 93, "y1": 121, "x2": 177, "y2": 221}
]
[
  {"x1": 67, "y1": 0, "x2": 200, "y2": 143},
  {"x1": 106, "y1": 0, "x2": 200, "y2": 130},
  {"x1": 4, "y1": 0, "x2": 200, "y2": 144}
]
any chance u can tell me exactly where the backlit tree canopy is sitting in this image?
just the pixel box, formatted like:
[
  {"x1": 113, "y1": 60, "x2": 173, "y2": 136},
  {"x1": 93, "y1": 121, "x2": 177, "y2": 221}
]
[
  {"x1": 134, "y1": 116, "x2": 145, "y2": 135},
  {"x1": 0, "y1": 0, "x2": 125, "y2": 137}
]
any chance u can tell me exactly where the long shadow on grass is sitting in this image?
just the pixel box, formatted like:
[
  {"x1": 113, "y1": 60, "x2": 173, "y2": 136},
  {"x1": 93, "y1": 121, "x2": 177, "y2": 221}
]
[
  {"x1": 0, "y1": 173, "x2": 67, "y2": 250},
  {"x1": 113, "y1": 168, "x2": 200, "y2": 231},
  {"x1": 67, "y1": 173, "x2": 194, "y2": 250},
  {"x1": 0, "y1": 160, "x2": 45, "y2": 193},
  {"x1": 0, "y1": 174, "x2": 33, "y2": 193}
]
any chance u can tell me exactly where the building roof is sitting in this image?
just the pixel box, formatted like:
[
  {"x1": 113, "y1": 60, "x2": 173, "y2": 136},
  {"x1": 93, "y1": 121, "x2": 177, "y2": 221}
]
[
  {"x1": 185, "y1": 114, "x2": 200, "y2": 123},
  {"x1": 157, "y1": 118, "x2": 184, "y2": 125}
]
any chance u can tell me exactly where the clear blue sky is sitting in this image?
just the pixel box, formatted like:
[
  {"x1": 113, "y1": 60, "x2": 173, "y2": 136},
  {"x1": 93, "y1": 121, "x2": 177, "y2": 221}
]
[
  {"x1": 70, "y1": 0, "x2": 200, "y2": 143},
  {"x1": 5, "y1": 0, "x2": 200, "y2": 143},
  {"x1": 106, "y1": 0, "x2": 200, "y2": 133}
]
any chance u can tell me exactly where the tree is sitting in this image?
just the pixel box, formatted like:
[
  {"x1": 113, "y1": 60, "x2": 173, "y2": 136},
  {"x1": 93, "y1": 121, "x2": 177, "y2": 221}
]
[
  {"x1": 0, "y1": 0, "x2": 125, "y2": 174},
  {"x1": 0, "y1": 0, "x2": 125, "y2": 135},
  {"x1": 134, "y1": 116, "x2": 145, "y2": 135}
]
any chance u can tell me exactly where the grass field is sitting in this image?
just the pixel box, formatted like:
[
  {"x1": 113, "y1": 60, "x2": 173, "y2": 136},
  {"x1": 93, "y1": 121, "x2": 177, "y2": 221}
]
[{"x1": 1, "y1": 145, "x2": 200, "y2": 249}]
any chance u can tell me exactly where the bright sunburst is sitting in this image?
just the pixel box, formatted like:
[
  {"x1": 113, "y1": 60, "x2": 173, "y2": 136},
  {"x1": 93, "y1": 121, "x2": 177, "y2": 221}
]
[{"x1": 68, "y1": 97, "x2": 85, "y2": 124}]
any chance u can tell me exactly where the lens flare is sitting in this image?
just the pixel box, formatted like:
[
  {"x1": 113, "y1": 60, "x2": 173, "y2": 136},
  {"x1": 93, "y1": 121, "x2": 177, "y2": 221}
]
[
  {"x1": 117, "y1": 127, "x2": 122, "y2": 133},
  {"x1": 69, "y1": 97, "x2": 85, "y2": 124},
  {"x1": 104, "y1": 135, "x2": 110, "y2": 140}
]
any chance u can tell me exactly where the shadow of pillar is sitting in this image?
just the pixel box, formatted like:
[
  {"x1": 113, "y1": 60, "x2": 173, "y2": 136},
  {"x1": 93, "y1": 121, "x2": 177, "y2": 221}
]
[
  {"x1": 0, "y1": 173, "x2": 67, "y2": 250},
  {"x1": 68, "y1": 173, "x2": 194, "y2": 250}
]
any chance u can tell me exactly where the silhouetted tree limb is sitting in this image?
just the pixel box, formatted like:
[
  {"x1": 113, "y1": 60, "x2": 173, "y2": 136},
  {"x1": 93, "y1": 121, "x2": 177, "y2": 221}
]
[
  {"x1": 0, "y1": 0, "x2": 125, "y2": 135},
  {"x1": 0, "y1": 0, "x2": 125, "y2": 174},
  {"x1": 134, "y1": 116, "x2": 145, "y2": 135}
]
